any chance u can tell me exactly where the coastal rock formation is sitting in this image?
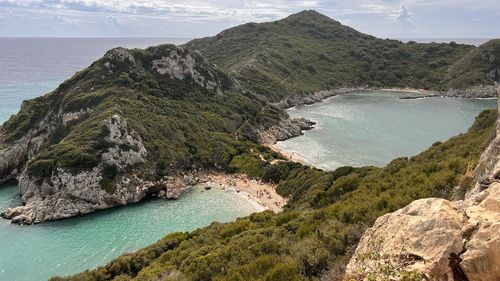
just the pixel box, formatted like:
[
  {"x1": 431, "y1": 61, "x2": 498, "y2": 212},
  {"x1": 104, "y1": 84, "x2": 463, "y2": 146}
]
[
  {"x1": 440, "y1": 84, "x2": 498, "y2": 98},
  {"x1": 1, "y1": 114, "x2": 190, "y2": 224},
  {"x1": 258, "y1": 118, "x2": 316, "y2": 145},
  {"x1": 0, "y1": 104, "x2": 58, "y2": 184},
  {"x1": 401, "y1": 84, "x2": 498, "y2": 100},
  {"x1": 345, "y1": 89, "x2": 500, "y2": 280},
  {"x1": 151, "y1": 47, "x2": 228, "y2": 95}
]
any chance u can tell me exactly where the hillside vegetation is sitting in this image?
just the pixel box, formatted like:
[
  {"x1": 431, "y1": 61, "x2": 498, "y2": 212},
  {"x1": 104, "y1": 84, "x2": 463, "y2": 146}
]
[
  {"x1": 53, "y1": 109, "x2": 497, "y2": 281},
  {"x1": 0, "y1": 45, "x2": 284, "y2": 187},
  {"x1": 186, "y1": 10, "x2": 500, "y2": 102}
]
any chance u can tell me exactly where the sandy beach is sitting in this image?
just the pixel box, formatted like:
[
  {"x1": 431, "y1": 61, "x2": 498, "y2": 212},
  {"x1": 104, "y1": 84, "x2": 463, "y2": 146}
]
[
  {"x1": 381, "y1": 87, "x2": 434, "y2": 94},
  {"x1": 268, "y1": 144, "x2": 312, "y2": 167},
  {"x1": 198, "y1": 172, "x2": 288, "y2": 213}
]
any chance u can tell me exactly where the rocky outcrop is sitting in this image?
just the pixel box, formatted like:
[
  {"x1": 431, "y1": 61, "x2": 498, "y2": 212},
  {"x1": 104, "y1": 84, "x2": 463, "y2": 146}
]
[
  {"x1": 439, "y1": 84, "x2": 498, "y2": 98},
  {"x1": 103, "y1": 45, "x2": 238, "y2": 96},
  {"x1": 0, "y1": 108, "x2": 58, "y2": 185},
  {"x1": 401, "y1": 85, "x2": 498, "y2": 100},
  {"x1": 1, "y1": 171, "x2": 195, "y2": 225},
  {"x1": 258, "y1": 118, "x2": 316, "y2": 145},
  {"x1": 0, "y1": 114, "x2": 197, "y2": 225},
  {"x1": 151, "y1": 47, "x2": 226, "y2": 95},
  {"x1": 345, "y1": 89, "x2": 500, "y2": 280}
]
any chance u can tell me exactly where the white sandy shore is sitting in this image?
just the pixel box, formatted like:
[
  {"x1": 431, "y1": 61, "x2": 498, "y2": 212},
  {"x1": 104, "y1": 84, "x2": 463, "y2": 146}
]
[
  {"x1": 268, "y1": 144, "x2": 312, "y2": 167},
  {"x1": 198, "y1": 172, "x2": 287, "y2": 213},
  {"x1": 380, "y1": 87, "x2": 433, "y2": 94}
]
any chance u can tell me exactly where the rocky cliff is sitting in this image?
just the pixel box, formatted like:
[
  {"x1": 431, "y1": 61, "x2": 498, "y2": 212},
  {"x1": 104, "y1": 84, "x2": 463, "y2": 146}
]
[
  {"x1": 0, "y1": 45, "x2": 285, "y2": 224},
  {"x1": 0, "y1": 114, "x2": 194, "y2": 224},
  {"x1": 345, "y1": 88, "x2": 500, "y2": 280},
  {"x1": 258, "y1": 118, "x2": 316, "y2": 145}
]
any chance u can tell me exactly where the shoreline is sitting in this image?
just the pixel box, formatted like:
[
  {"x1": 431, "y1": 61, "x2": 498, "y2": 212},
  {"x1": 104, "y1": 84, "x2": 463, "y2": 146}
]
[
  {"x1": 276, "y1": 86, "x2": 498, "y2": 110},
  {"x1": 268, "y1": 144, "x2": 312, "y2": 167},
  {"x1": 380, "y1": 88, "x2": 433, "y2": 94},
  {"x1": 197, "y1": 172, "x2": 287, "y2": 213},
  {"x1": 267, "y1": 86, "x2": 498, "y2": 170}
]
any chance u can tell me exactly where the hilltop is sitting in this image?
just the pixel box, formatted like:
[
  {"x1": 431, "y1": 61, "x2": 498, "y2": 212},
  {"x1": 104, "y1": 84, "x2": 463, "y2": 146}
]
[{"x1": 186, "y1": 10, "x2": 500, "y2": 103}]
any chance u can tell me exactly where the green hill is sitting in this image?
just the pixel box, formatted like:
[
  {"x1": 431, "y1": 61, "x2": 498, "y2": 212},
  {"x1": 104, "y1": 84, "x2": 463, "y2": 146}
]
[
  {"x1": 186, "y1": 10, "x2": 500, "y2": 102},
  {"x1": 0, "y1": 45, "x2": 284, "y2": 224}
]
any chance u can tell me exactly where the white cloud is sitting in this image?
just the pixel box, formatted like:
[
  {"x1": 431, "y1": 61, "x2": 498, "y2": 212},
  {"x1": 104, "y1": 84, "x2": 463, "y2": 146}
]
[
  {"x1": 0, "y1": 7, "x2": 12, "y2": 19},
  {"x1": 0, "y1": 0, "x2": 499, "y2": 38},
  {"x1": 390, "y1": 4, "x2": 415, "y2": 32},
  {"x1": 358, "y1": 4, "x2": 387, "y2": 14}
]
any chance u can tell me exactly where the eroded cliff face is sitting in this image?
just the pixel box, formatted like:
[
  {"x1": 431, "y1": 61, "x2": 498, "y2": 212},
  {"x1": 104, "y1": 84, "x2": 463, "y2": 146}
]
[
  {"x1": 0, "y1": 104, "x2": 58, "y2": 185},
  {"x1": 0, "y1": 114, "x2": 195, "y2": 224},
  {"x1": 345, "y1": 88, "x2": 500, "y2": 280},
  {"x1": 258, "y1": 118, "x2": 316, "y2": 145}
]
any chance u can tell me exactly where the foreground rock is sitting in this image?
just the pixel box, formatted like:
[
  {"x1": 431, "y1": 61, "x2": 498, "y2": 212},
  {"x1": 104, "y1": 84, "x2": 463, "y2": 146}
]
[{"x1": 346, "y1": 90, "x2": 500, "y2": 280}]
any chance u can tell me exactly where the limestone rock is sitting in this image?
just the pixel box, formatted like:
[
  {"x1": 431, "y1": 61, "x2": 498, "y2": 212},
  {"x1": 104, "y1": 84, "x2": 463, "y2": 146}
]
[
  {"x1": 439, "y1": 85, "x2": 498, "y2": 99},
  {"x1": 345, "y1": 198, "x2": 473, "y2": 280},
  {"x1": 258, "y1": 118, "x2": 316, "y2": 145},
  {"x1": 0, "y1": 114, "x2": 189, "y2": 225},
  {"x1": 0, "y1": 111, "x2": 57, "y2": 184},
  {"x1": 272, "y1": 87, "x2": 365, "y2": 109},
  {"x1": 151, "y1": 47, "x2": 229, "y2": 95},
  {"x1": 346, "y1": 186, "x2": 500, "y2": 280},
  {"x1": 460, "y1": 183, "x2": 500, "y2": 281}
]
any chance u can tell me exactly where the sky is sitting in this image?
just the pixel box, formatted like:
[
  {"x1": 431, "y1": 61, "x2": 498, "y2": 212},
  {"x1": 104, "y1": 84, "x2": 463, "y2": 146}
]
[{"x1": 0, "y1": 0, "x2": 499, "y2": 39}]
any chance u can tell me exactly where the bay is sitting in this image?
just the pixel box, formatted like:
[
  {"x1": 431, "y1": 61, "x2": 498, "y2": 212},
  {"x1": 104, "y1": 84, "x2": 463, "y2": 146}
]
[{"x1": 277, "y1": 91, "x2": 497, "y2": 170}]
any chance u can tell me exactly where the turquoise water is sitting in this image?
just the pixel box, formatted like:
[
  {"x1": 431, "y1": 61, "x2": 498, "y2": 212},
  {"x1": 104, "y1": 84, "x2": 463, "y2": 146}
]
[
  {"x1": 0, "y1": 184, "x2": 257, "y2": 281},
  {"x1": 278, "y1": 91, "x2": 497, "y2": 170}
]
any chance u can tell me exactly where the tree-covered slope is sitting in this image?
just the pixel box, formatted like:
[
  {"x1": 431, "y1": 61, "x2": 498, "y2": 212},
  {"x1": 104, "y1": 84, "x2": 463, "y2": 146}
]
[
  {"x1": 0, "y1": 45, "x2": 285, "y2": 224},
  {"x1": 53, "y1": 109, "x2": 497, "y2": 281},
  {"x1": 443, "y1": 39, "x2": 500, "y2": 88},
  {"x1": 186, "y1": 10, "x2": 500, "y2": 102}
]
